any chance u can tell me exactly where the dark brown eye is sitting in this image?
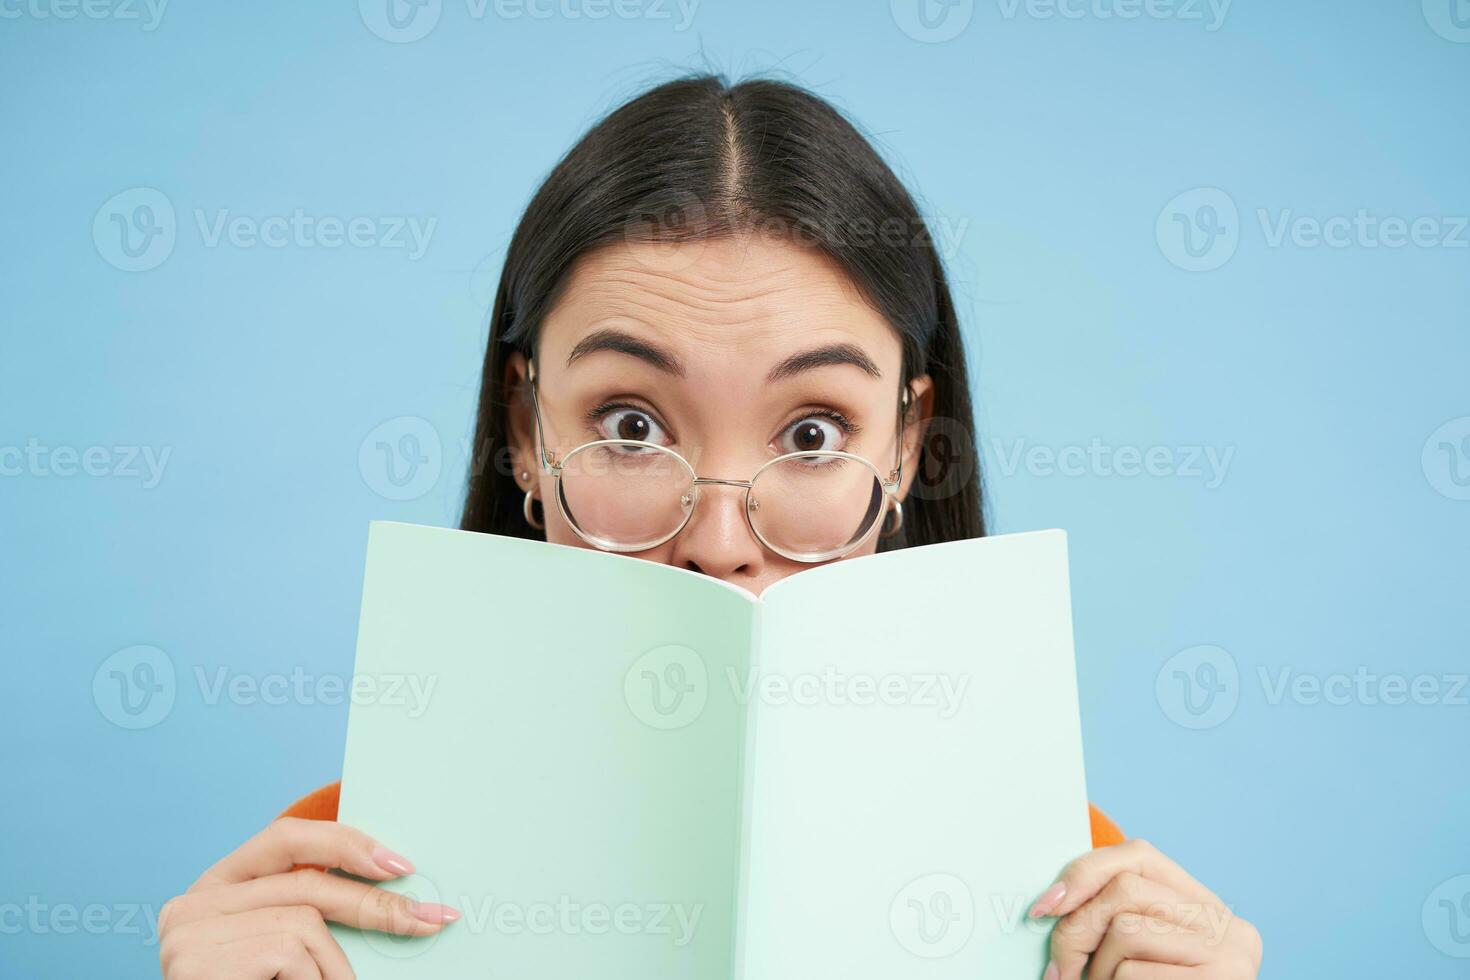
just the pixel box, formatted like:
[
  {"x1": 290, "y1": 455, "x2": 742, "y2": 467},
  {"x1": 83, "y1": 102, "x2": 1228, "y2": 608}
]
[
  {"x1": 780, "y1": 416, "x2": 843, "y2": 454},
  {"x1": 598, "y1": 408, "x2": 666, "y2": 444},
  {"x1": 618, "y1": 414, "x2": 650, "y2": 440}
]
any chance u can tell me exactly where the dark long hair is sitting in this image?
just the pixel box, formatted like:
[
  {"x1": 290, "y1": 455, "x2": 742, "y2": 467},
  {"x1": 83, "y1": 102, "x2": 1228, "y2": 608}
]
[{"x1": 461, "y1": 74, "x2": 985, "y2": 550}]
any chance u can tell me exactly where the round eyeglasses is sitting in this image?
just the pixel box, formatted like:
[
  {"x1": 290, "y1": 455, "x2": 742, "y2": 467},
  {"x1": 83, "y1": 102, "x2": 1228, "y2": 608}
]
[{"x1": 527, "y1": 359, "x2": 910, "y2": 563}]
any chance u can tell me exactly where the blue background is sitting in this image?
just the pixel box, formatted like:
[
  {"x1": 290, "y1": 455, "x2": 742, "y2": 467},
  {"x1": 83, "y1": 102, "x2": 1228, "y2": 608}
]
[{"x1": 2, "y1": 0, "x2": 1467, "y2": 975}]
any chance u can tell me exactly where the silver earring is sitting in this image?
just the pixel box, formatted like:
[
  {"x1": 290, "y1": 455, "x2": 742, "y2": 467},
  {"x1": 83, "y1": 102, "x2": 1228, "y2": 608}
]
[
  {"x1": 523, "y1": 488, "x2": 545, "y2": 530},
  {"x1": 879, "y1": 498, "x2": 904, "y2": 539}
]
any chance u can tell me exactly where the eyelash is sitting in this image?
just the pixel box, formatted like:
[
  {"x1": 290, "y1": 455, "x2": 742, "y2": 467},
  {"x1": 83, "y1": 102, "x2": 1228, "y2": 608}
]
[
  {"x1": 786, "y1": 407, "x2": 862, "y2": 439},
  {"x1": 583, "y1": 399, "x2": 665, "y2": 440},
  {"x1": 582, "y1": 401, "x2": 862, "y2": 443}
]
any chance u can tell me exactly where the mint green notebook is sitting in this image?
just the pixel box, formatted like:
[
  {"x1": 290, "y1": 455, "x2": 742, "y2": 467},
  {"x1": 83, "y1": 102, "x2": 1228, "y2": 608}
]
[{"x1": 330, "y1": 522, "x2": 1091, "y2": 978}]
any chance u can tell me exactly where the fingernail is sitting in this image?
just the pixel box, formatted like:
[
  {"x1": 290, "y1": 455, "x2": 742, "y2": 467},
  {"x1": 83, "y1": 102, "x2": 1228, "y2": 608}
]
[
  {"x1": 1043, "y1": 960, "x2": 1059, "y2": 980},
  {"x1": 1029, "y1": 881, "x2": 1067, "y2": 918},
  {"x1": 408, "y1": 902, "x2": 461, "y2": 924},
  {"x1": 371, "y1": 845, "x2": 416, "y2": 876}
]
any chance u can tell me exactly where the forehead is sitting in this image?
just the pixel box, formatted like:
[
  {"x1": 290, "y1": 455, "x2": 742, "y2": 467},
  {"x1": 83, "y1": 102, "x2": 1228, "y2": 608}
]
[{"x1": 536, "y1": 235, "x2": 901, "y2": 375}]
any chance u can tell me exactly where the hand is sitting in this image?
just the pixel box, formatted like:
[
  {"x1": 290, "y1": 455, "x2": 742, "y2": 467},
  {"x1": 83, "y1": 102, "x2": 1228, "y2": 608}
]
[
  {"x1": 158, "y1": 816, "x2": 459, "y2": 979},
  {"x1": 1028, "y1": 838, "x2": 1261, "y2": 980}
]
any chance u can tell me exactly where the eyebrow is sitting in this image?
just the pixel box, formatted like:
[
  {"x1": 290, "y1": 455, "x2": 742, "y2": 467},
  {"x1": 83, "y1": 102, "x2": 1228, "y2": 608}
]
[
  {"x1": 766, "y1": 342, "x2": 882, "y2": 383},
  {"x1": 563, "y1": 328, "x2": 882, "y2": 384},
  {"x1": 565, "y1": 328, "x2": 685, "y2": 376}
]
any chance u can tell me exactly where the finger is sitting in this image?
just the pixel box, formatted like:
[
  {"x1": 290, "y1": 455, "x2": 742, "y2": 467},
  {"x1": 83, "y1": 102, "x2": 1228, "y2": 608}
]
[
  {"x1": 1089, "y1": 914, "x2": 1211, "y2": 980},
  {"x1": 191, "y1": 818, "x2": 414, "y2": 890},
  {"x1": 1111, "y1": 963, "x2": 1197, "y2": 980},
  {"x1": 1048, "y1": 870, "x2": 1202, "y2": 980},
  {"x1": 164, "y1": 906, "x2": 355, "y2": 980},
  {"x1": 218, "y1": 932, "x2": 322, "y2": 980},
  {"x1": 1030, "y1": 840, "x2": 1219, "y2": 920},
  {"x1": 168, "y1": 869, "x2": 458, "y2": 937}
]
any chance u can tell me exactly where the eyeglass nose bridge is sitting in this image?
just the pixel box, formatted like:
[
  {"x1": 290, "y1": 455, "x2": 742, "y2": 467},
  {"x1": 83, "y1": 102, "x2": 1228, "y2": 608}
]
[
  {"x1": 685, "y1": 476, "x2": 761, "y2": 514},
  {"x1": 691, "y1": 476, "x2": 755, "y2": 489}
]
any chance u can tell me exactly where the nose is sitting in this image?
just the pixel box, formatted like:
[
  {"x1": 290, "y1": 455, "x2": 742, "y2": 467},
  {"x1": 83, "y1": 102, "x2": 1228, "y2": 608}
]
[{"x1": 667, "y1": 480, "x2": 765, "y2": 584}]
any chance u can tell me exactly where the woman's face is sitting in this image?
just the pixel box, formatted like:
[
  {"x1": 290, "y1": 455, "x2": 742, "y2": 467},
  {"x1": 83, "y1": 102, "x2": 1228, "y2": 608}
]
[{"x1": 506, "y1": 233, "x2": 933, "y2": 596}]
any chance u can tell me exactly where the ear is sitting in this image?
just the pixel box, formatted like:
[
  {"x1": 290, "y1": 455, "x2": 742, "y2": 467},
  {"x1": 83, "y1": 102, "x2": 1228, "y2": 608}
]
[
  {"x1": 895, "y1": 372, "x2": 935, "y2": 503},
  {"x1": 503, "y1": 350, "x2": 537, "y2": 490}
]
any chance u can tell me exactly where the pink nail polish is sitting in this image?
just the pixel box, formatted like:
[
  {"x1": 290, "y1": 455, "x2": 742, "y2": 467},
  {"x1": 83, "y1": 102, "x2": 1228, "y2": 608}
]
[
  {"x1": 408, "y1": 902, "x2": 461, "y2": 924},
  {"x1": 1043, "y1": 960, "x2": 1059, "y2": 980},
  {"x1": 1029, "y1": 880, "x2": 1067, "y2": 918},
  {"x1": 371, "y1": 845, "x2": 416, "y2": 876}
]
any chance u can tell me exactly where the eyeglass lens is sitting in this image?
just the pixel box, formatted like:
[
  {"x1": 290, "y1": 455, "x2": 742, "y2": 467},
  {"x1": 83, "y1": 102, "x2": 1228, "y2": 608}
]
[{"x1": 556, "y1": 443, "x2": 884, "y2": 559}]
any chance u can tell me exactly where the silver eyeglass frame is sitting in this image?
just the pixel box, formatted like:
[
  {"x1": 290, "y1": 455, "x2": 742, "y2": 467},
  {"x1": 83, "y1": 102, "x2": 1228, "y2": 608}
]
[{"x1": 525, "y1": 357, "x2": 911, "y2": 563}]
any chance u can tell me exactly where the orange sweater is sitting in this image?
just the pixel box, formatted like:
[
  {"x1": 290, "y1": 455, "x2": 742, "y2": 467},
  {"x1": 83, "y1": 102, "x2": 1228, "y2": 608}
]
[{"x1": 282, "y1": 781, "x2": 1125, "y2": 849}]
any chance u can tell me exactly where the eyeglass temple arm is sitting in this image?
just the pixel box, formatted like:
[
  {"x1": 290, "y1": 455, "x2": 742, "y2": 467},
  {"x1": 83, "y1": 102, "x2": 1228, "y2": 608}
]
[
  {"x1": 526, "y1": 357, "x2": 556, "y2": 472},
  {"x1": 888, "y1": 381, "x2": 912, "y2": 490}
]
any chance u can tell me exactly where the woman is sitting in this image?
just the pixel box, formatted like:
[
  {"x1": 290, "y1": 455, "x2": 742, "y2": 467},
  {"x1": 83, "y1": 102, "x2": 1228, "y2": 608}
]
[{"x1": 158, "y1": 75, "x2": 1261, "y2": 979}]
